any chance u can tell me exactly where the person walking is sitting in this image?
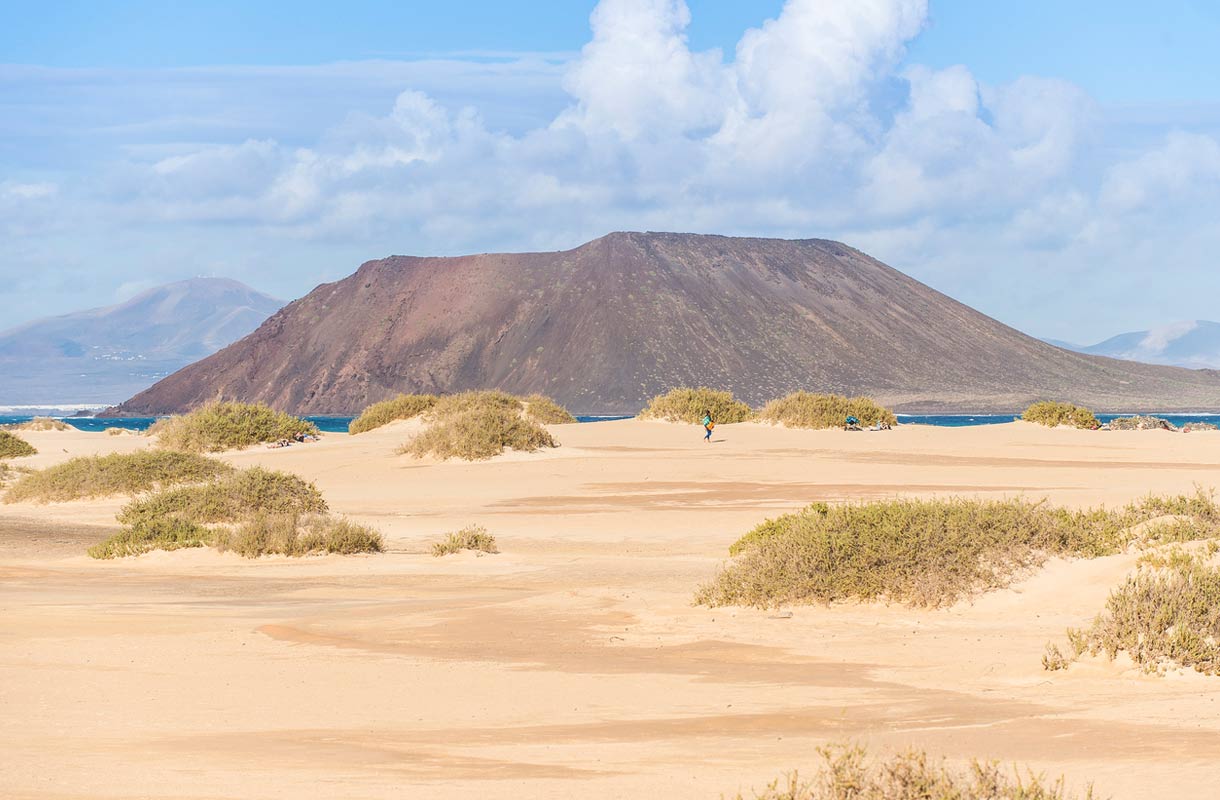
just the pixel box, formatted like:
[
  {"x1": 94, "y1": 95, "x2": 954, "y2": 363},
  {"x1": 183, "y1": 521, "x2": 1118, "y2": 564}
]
[{"x1": 701, "y1": 409, "x2": 714, "y2": 443}]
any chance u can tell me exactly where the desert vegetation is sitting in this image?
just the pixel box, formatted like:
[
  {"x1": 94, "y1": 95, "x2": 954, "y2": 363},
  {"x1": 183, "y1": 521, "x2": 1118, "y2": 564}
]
[
  {"x1": 432, "y1": 524, "x2": 499, "y2": 556},
  {"x1": 731, "y1": 743, "x2": 1095, "y2": 800},
  {"x1": 3, "y1": 450, "x2": 232, "y2": 503},
  {"x1": 523, "y1": 393, "x2": 578, "y2": 424},
  {"x1": 697, "y1": 491, "x2": 1220, "y2": 608},
  {"x1": 0, "y1": 430, "x2": 37, "y2": 459},
  {"x1": 8, "y1": 416, "x2": 70, "y2": 431},
  {"x1": 1021, "y1": 401, "x2": 1099, "y2": 429},
  {"x1": 116, "y1": 467, "x2": 327, "y2": 527},
  {"x1": 403, "y1": 390, "x2": 562, "y2": 460},
  {"x1": 1045, "y1": 544, "x2": 1220, "y2": 676},
  {"x1": 758, "y1": 391, "x2": 897, "y2": 429},
  {"x1": 214, "y1": 513, "x2": 384, "y2": 557},
  {"x1": 147, "y1": 401, "x2": 318, "y2": 452},
  {"x1": 348, "y1": 394, "x2": 439, "y2": 433},
  {"x1": 638, "y1": 387, "x2": 754, "y2": 424}
]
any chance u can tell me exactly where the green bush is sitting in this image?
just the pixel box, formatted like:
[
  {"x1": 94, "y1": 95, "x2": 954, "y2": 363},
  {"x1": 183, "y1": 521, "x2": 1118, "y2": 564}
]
[
  {"x1": 88, "y1": 517, "x2": 213, "y2": 559},
  {"x1": 3, "y1": 450, "x2": 232, "y2": 503},
  {"x1": 758, "y1": 392, "x2": 897, "y2": 429},
  {"x1": 1021, "y1": 401, "x2": 1099, "y2": 430},
  {"x1": 348, "y1": 394, "x2": 439, "y2": 434},
  {"x1": 117, "y1": 467, "x2": 327, "y2": 526},
  {"x1": 148, "y1": 401, "x2": 318, "y2": 452},
  {"x1": 215, "y1": 513, "x2": 383, "y2": 557},
  {"x1": 522, "y1": 394, "x2": 578, "y2": 424},
  {"x1": 0, "y1": 431, "x2": 37, "y2": 459},
  {"x1": 405, "y1": 408, "x2": 556, "y2": 460},
  {"x1": 432, "y1": 524, "x2": 498, "y2": 556},
  {"x1": 698, "y1": 491, "x2": 1220, "y2": 608},
  {"x1": 430, "y1": 390, "x2": 523, "y2": 419},
  {"x1": 1052, "y1": 548, "x2": 1220, "y2": 676},
  {"x1": 733, "y1": 743, "x2": 1096, "y2": 800},
  {"x1": 637, "y1": 387, "x2": 754, "y2": 424}
]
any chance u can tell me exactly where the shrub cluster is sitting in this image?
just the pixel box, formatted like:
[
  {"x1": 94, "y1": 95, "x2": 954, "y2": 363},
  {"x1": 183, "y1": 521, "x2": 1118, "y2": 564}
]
[
  {"x1": 1110, "y1": 415, "x2": 1175, "y2": 431},
  {"x1": 348, "y1": 394, "x2": 439, "y2": 434},
  {"x1": 731, "y1": 744, "x2": 1095, "y2": 800},
  {"x1": 758, "y1": 392, "x2": 897, "y2": 429},
  {"x1": 214, "y1": 513, "x2": 384, "y2": 557},
  {"x1": 402, "y1": 390, "x2": 563, "y2": 461},
  {"x1": 148, "y1": 401, "x2": 318, "y2": 452},
  {"x1": 697, "y1": 490, "x2": 1220, "y2": 608},
  {"x1": 88, "y1": 517, "x2": 212, "y2": 559},
  {"x1": 116, "y1": 467, "x2": 327, "y2": 527},
  {"x1": 1047, "y1": 546, "x2": 1220, "y2": 676},
  {"x1": 522, "y1": 394, "x2": 578, "y2": 424},
  {"x1": 0, "y1": 431, "x2": 37, "y2": 459},
  {"x1": 1021, "y1": 401, "x2": 1099, "y2": 429},
  {"x1": 10, "y1": 417, "x2": 69, "y2": 431},
  {"x1": 432, "y1": 524, "x2": 499, "y2": 556},
  {"x1": 3, "y1": 450, "x2": 232, "y2": 503},
  {"x1": 638, "y1": 387, "x2": 754, "y2": 424}
]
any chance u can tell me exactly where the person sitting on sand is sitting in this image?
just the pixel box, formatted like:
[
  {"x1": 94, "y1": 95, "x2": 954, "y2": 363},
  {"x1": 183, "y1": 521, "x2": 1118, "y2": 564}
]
[{"x1": 701, "y1": 409, "x2": 714, "y2": 443}]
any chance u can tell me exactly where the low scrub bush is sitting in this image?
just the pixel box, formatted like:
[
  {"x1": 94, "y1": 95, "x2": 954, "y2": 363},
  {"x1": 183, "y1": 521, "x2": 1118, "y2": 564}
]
[
  {"x1": 698, "y1": 490, "x2": 1220, "y2": 608},
  {"x1": 1021, "y1": 401, "x2": 1099, "y2": 430},
  {"x1": 148, "y1": 401, "x2": 318, "y2": 452},
  {"x1": 4, "y1": 450, "x2": 232, "y2": 503},
  {"x1": 731, "y1": 743, "x2": 1095, "y2": 800},
  {"x1": 11, "y1": 417, "x2": 69, "y2": 431},
  {"x1": 348, "y1": 394, "x2": 438, "y2": 434},
  {"x1": 1050, "y1": 549, "x2": 1220, "y2": 676},
  {"x1": 215, "y1": 513, "x2": 383, "y2": 557},
  {"x1": 638, "y1": 387, "x2": 754, "y2": 424},
  {"x1": 759, "y1": 392, "x2": 897, "y2": 429},
  {"x1": 1184, "y1": 421, "x2": 1219, "y2": 433},
  {"x1": 432, "y1": 524, "x2": 498, "y2": 556},
  {"x1": 402, "y1": 392, "x2": 558, "y2": 458},
  {"x1": 88, "y1": 517, "x2": 212, "y2": 559},
  {"x1": 0, "y1": 431, "x2": 37, "y2": 459},
  {"x1": 523, "y1": 394, "x2": 578, "y2": 424},
  {"x1": 117, "y1": 467, "x2": 327, "y2": 526},
  {"x1": 1110, "y1": 415, "x2": 1176, "y2": 431}
]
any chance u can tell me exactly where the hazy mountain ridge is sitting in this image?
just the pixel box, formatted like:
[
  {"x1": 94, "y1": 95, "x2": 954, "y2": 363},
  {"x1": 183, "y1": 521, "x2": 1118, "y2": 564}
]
[
  {"x1": 1050, "y1": 321, "x2": 1220, "y2": 370},
  {"x1": 0, "y1": 278, "x2": 283, "y2": 405}
]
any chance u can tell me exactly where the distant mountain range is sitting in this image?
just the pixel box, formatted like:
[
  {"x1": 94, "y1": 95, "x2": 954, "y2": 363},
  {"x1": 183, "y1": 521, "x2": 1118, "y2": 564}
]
[
  {"x1": 0, "y1": 278, "x2": 283, "y2": 406},
  {"x1": 109, "y1": 233, "x2": 1220, "y2": 416},
  {"x1": 1046, "y1": 321, "x2": 1220, "y2": 370}
]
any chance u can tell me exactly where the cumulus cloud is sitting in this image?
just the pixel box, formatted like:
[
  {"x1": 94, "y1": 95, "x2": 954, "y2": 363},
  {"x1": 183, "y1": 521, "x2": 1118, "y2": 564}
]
[{"x1": 3, "y1": 0, "x2": 1220, "y2": 340}]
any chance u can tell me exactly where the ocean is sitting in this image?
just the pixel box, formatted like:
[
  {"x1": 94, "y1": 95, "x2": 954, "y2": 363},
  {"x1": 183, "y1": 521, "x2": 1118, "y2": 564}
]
[{"x1": 2, "y1": 412, "x2": 1218, "y2": 432}]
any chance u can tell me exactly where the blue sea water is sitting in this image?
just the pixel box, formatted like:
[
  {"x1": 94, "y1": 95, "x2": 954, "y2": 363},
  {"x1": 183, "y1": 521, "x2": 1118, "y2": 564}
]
[{"x1": 1, "y1": 412, "x2": 1216, "y2": 432}]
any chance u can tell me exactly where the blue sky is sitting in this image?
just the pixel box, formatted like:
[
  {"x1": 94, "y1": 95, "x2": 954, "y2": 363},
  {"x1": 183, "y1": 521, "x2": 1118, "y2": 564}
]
[{"x1": 3, "y1": 0, "x2": 1220, "y2": 342}]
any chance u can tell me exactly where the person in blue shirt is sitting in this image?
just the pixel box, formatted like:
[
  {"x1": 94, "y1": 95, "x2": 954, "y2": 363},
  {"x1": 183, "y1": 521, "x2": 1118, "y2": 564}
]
[{"x1": 701, "y1": 409, "x2": 714, "y2": 442}]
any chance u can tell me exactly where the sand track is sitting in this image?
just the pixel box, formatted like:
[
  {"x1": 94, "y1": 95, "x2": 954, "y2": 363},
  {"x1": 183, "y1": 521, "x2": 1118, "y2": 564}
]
[{"x1": 2, "y1": 420, "x2": 1219, "y2": 799}]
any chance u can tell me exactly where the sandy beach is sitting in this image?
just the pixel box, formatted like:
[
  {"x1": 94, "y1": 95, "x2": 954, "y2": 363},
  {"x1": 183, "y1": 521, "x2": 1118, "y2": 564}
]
[{"x1": 3, "y1": 420, "x2": 1220, "y2": 799}]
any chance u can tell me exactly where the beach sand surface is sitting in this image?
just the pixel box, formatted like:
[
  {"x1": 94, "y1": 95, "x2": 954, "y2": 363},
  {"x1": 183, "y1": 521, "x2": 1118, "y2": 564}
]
[{"x1": 3, "y1": 420, "x2": 1220, "y2": 799}]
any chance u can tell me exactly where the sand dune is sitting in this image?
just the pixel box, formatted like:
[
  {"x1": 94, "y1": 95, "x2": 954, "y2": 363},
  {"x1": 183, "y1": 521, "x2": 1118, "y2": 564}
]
[{"x1": 2, "y1": 420, "x2": 1220, "y2": 799}]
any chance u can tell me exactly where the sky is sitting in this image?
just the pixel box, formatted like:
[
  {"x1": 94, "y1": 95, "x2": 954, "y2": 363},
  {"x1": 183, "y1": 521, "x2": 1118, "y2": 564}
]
[{"x1": 2, "y1": 0, "x2": 1219, "y2": 343}]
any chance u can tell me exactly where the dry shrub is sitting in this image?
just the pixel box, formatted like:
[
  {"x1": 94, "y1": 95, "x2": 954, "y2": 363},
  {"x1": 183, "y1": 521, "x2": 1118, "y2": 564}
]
[
  {"x1": 148, "y1": 401, "x2": 318, "y2": 452},
  {"x1": 106, "y1": 427, "x2": 127, "y2": 436},
  {"x1": 1052, "y1": 547, "x2": 1220, "y2": 675},
  {"x1": 401, "y1": 391, "x2": 558, "y2": 460},
  {"x1": 759, "y1": 392, "x2": 897, "y2": 429},
  {"x1": 88, "y1": 517, "x2": 212, "y2": 559},
  {"x1": 4, "y1": 450, "x2": 232, "y2": 503},
  {"x1": 117, "y1": 467, "x2": 327, "y2": 527},
  {"x1": 0, "y1": 430, "x2": 37, "y2": 459},
  {"x1": 215, "y1": 513, "x2": 383, "y2": 557},
  {"x1": 523, "y1": 394, "x2": 578, "y2": 424},
  {"x1": 1109, "y1": 415, "x2": 1176, "y2": 431},
  {"x1": 638, "y1": 387, "x2": 754, "y2": 424},
  {"x1": 733, "y1": 743, "x2": 1096, "y2": 800},
  {"x1": 1184, "y1": 421, "x2": 1219, "y2": 433},
  {"x1": 698, "y1": 491, "x2": 1220, "y2": 608},
  {"x1": 432, "y1": 524, "x2": 498, "y2": 556},
  {"x1": 1021, "y1": 401, "x2": 1099, "y2": 430},
  {"x1": 11, "y1": 416, "x2": 69, "y2": 431},
  {"x1": 348, "y1": 394, "x2": 438, "y2": 434}
]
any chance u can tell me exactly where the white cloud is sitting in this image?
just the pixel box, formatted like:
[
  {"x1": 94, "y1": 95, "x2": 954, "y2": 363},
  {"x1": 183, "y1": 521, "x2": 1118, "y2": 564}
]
[{"x1": 3, "y1": 0, "x2": 1220, "y2": 340}]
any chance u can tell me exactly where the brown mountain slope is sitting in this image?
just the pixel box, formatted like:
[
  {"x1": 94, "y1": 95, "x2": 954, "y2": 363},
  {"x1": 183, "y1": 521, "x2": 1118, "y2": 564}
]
[{"x1": 110, "y1": 232, "x2": 1220, "y2": 415}]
